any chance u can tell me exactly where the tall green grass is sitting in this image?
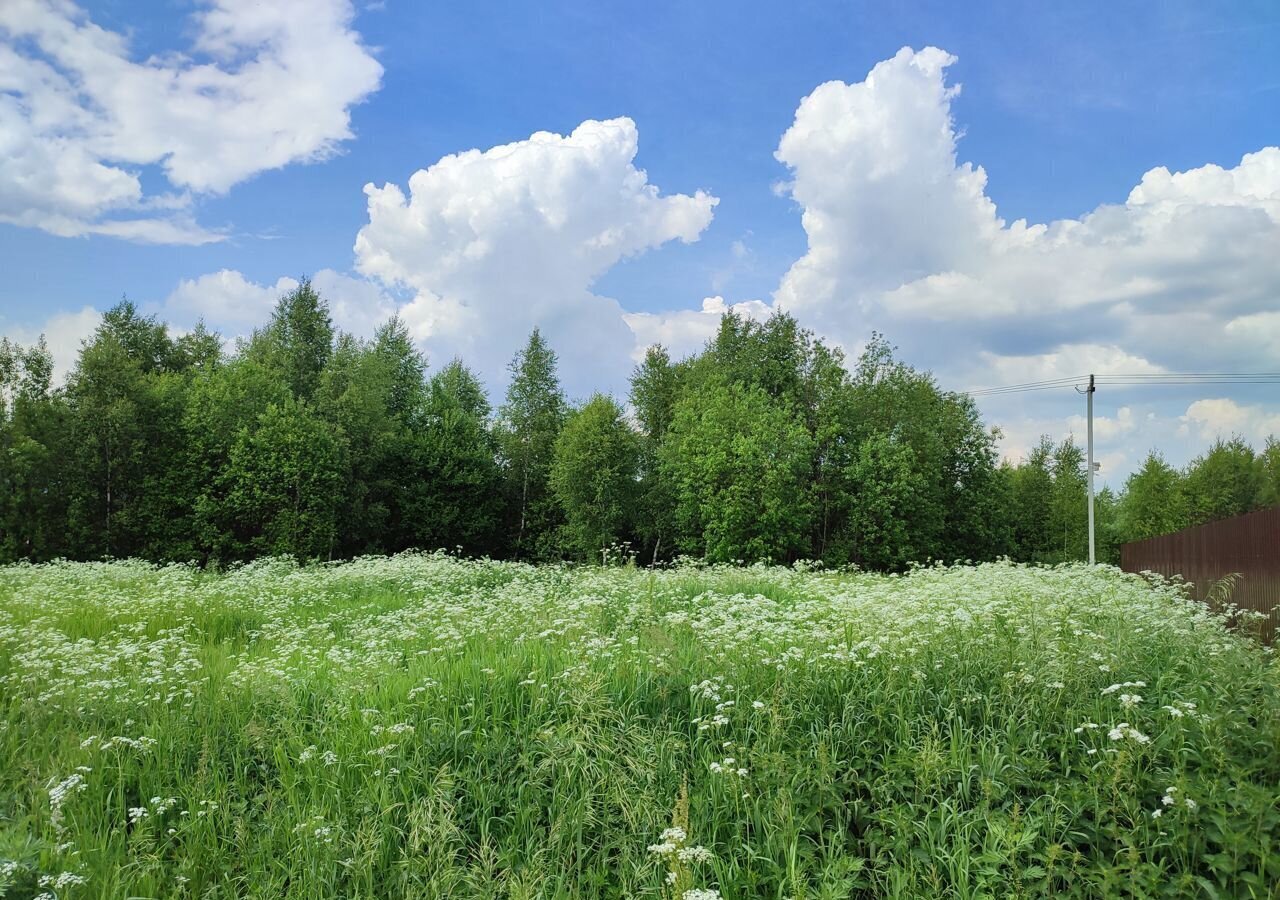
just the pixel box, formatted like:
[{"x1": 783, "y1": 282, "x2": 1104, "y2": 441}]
[{"x1": 1, "y1": 555, "x2": 1276, "y2": 898}]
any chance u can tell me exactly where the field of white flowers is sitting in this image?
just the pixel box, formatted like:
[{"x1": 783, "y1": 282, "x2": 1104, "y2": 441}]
[{"x1": 1, "y1": 555, "x2": 1277, "y2": 899}]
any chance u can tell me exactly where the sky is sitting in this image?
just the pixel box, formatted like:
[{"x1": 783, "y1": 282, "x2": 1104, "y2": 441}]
[{"x1": 1, "y1": 0, "x2": 1278, "y2": 485}]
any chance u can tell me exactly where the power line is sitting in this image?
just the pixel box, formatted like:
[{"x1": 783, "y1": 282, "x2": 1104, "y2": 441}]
[
  {"x1": 964, "y1": 376, "x2": 1086, "y2": 397},
  {"x1": 1099, "y1": 379, "x2": 1280, "y2": 386},
  {"x1": 1102, "y1": 372, "x2": 1280, "y2": 378},
  {"x1": 964, "y1": 372, "x2": 1280, "y2": 396},
  {"x1": 967, "y1": 383, "x2": 1090, "y2": 397}
]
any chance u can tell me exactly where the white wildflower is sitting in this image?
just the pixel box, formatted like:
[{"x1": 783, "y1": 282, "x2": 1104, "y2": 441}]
[
  {"x1": 677, "y1": 845, "x2": 714, "y2": 864},
  {"x1": 1106, "y1": 723, "x2": 1150, "y2": 744}
]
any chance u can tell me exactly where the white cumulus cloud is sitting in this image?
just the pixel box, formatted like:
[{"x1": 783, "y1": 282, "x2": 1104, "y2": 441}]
[
  {"x1": 766, "y1": 45, "x2": 1280, "y2": 479},
  {"x1": 161, "y1": 268, "x2": 397, "y2": 343},
  {"x1": 354, "y1": 117, "x2": 718, "y2": 391},
  {"x1": 623, "y1": 295, "x2": 773, "y2": 363},
  {"x1": 1, "y1": 305, "x2": 100, "y2": 383},
  {"x1": 1181, "y1": 398, "x2": 1280, "y2": 444},
  {"x1": 0, "y1": 0, "x2": 382, "y2": 243}
]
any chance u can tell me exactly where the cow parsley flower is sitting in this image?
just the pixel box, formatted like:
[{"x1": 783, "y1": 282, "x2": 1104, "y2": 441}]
[
  {"x1": 1101, "y1": 681, "x2": 1146, "y2": 696},
  {"x1": 1107, "y1": 723, "x2": 1150, "y2": 744}
]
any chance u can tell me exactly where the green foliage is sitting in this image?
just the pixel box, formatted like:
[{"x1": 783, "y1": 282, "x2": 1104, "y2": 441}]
[
  {"x1": 662, "y1": 377, "x2": 814, "y2": 562},
  {"x1": 2, "y1": 283, "x2": 1277, "y2": 570},
  {"x1": 629, "y1": 346, "x2": 680, "y2": 563},
  {"x1": 185, "y1": 357, "x2": 288, "y2": 562},
  {"x1": 1094, "y1": 486, "x2": 1123, "y2": 565},
  {"x1": 834, "y1": 335, "x2": 1006, "y2": 564},
  {"x1": 225, "y1": 396, "x2": 347, "y2": 559},
  {"x1": 1258, "y1": 437, "x2": 1280, "y2": 507},
  {"x1": 497, "y1": 329, "x2": 567, "y2": 560},
  {"x1": 61, "y1": 304, "x2": 201, "y2": 559},
  {"x1": 1120, "y1": 452, "x2": 1188, "y2": 541},
  {"x1": 1006, "y1": 437, "x2": 1094, "y2": 564},
  {"x1": 1180, "y1": 437, "x2": 1261, "y2": 526},
  {"x1": 248, "y1": 278, "x2": 334, "y2": 402},
  {"x1": 1, "y1": 557, "x2": 1276, "y2": 898},
  {"x1": 840, "y1": 432, "x2": 925, "y2": 569},
  {"x1": 550, "y1": 394, "x2": 640, "y2": 559},
  {"x1": 0, "y1": 337, "x2": 66, "y2": 561},
  {"x1": 317, "y1": 319, "x2": 428, "y2": 555},
  {"x1": 412, "y1": 360, "x2": 503, "y2": 554},
  {"x1": 1049, "y1": 438, "x2": 1088, "y2": 561}
]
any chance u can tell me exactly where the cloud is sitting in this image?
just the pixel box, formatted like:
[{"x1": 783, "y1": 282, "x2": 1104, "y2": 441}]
[
  {"x1": 623, "y1": 296, "x2": 772, "y2": 362},
  {"x1": 161, "y1": 268, "x2": 397, "y2": 343},
  {"x1": 774, "y1": 47, "x2": 1280, "y2": 348},
  {"x1": 1066, "y1": 406, "x2": 1137, "y2": 443},
  {"x1": 1223, "y1": 310, "x2": 1280, "y2": 363},
  {"x1": 765, "y1": 44, "x2": 1280, "y2": 479},
  {"x1": 165, "y1": 270, "x2": 300, "y2": 332},
  {"x1": 772, "y1": 47, "x2": 1030, "y2": 320},
  {"x1": 0, "y1": 0, "x2": 382, "y2": 243},
  {"x1": 354, "y1": 117, "x2": 717, "y2": 392},
  {"x1": 1, "y1": 305, "x2": 101, "y2": 383},
  {"x1": 1181, "y1": 398, "x2": 1280, "y2": 444},
  {"x1": 969, "y1": 344, "x2": 1165, "y2": 390}
]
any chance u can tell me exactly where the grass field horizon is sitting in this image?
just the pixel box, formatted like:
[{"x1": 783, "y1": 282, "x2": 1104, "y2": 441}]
[{"x1": 2, "y1": 554, "x2": 1277, "y2": 898}]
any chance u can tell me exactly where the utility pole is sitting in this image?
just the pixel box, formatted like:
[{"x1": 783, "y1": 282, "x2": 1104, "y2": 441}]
[{"x1": 1086, "y1": 373, "x2": 1096, "y2": 565}]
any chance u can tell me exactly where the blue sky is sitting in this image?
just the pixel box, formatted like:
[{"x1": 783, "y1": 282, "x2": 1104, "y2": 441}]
[{"x1": 2, "y1": 0, "x2": 1278, "y2": 484}]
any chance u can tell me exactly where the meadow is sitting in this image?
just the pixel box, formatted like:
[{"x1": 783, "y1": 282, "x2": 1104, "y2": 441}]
[{"x1": 0, "y1": 555, "x2": 1277, "y2": 899}]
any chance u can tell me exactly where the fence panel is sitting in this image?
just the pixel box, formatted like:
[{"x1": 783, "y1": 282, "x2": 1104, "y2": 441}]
[{"x1": 1120, "y1": 505, "x2": 1280, "y2": 642}]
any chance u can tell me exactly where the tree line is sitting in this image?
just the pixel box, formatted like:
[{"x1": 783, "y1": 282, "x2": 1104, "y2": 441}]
[{"x1": 1, "y1": 281, "x2": 1277, "y2": 567}]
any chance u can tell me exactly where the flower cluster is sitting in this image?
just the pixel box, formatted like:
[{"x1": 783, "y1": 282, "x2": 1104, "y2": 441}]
[
  {"x1": 1107, "y1": 723, "x2": 1151, "y2": 744},
  {"x1": 1152, "y1": 785, "x2": 1197, "y2": 818}
]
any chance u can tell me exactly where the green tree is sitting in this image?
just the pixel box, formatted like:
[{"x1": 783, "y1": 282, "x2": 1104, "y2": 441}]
[
  {"x1": 551, "y1": 394, "x2": 640, "y2": 560},
  {"x1": 1049, "y1": 438, "x2": 1087, "y2": 562},
  {"x1": 225, "y1": 396, "x2": 347, "y2": 559},
  {"x1": 1253, "y1": 436, "x2": 1279, "y2": 508},
  {"x1": 662, "y1": 377, "x2": 813, "y2": 563},
  {"x1": 62, "y1": 303, "x2": 195, "y2": 559},
  {"x1": 700, "y1": 312, "x2": 811, "y2": 403},
  {"x1": 184, "y1": 356, "x2": 289, "y2": 561},
  {"x1": 248, "y1": 278, "x2": 334, "y2": 402},
  {"x1": 411, "y1": 360, "x2": 503, "y2": 554},
  {"x1": 496, "y1": 329, "x2": 567, "y2": 559},
  {"x1": 1118, "y1": 451, "x2": 1187, "y2": 542},
  {"x1": 840, "y1": 432, "x2": 925, "y2": 570},
  {"x1": 1002, "y1": 436, "x2": 1094, "y2": 563},
  {"x1": 317, "y1": 318, "x2": 429, "y2": 555},
  {"x1": 1095, "y1": 486, "x2": 1122, "y2": 565},
  {"x1": 629, "y1": 345, "x2": 681, "y2": 563},
  {"x1": 1007, "y1": 438, "x2": 1055, "y2": 562},
  {"x1": 840, "y1": 335, "x2": 1004, "y2": 564},
  {"x1": 98, "y1": 300, "x2": 183, "y2": 373},
  {"x1": 1181, "y1": 437, "x2": 1260, "y2": 525},
  {"x1": 804, "y1": 342, "x2": 858, "y2": 563},
  {"x1": 0, "y1": 337, "x2": 70, "y2": 561}
]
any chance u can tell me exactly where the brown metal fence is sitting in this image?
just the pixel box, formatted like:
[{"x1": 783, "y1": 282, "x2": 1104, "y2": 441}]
[{"x1": 1120, "y1": 505, "x2": 1280, "y2": 642}]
